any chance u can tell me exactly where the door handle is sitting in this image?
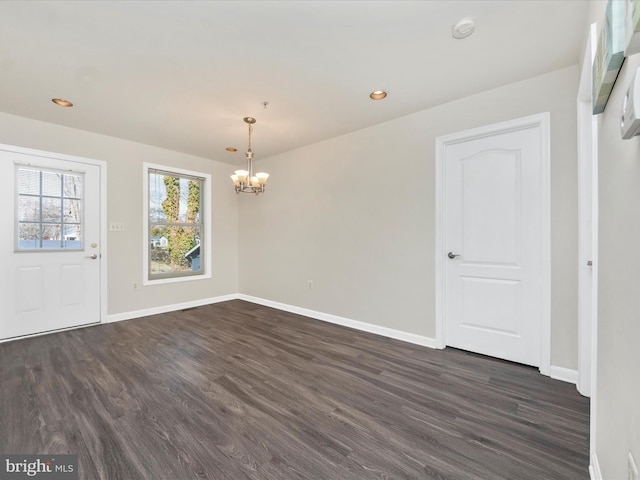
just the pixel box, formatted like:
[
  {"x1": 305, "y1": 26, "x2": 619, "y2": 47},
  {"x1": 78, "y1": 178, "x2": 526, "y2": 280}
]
[
  {"x1": 448, "y1": 252, "x2": 461, "y2": 259},
  {"x1": 85, "y1": 254, "x2": 98, "y2": 260}
]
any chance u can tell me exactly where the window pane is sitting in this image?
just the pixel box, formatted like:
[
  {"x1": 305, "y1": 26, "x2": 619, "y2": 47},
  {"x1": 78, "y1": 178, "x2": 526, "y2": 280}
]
[
  {"x1": 42, "y1": 171, "x2": 62, "y2": 196},
  {"x1": 188, "y1": 179, "x2": 201, "y2": 224},
  {"x1": 150, "y1": 225, "x2": 201, "y2": 275},
  {"x1": 149, "y1": 173, "x2": 167, "y2": 222},
  {"x1": 177, "y1": 178, "x2": 200, "y2": 223},
  {"x1": 42, "y1": 197, "x2": 62, "y2": 223},
  {"x1": 150, "y1": 207, "x2": 165, "y2": 223},
  {"x1": 63, "y1": 174, "x2": 82, "y2": 198},
  {"x1": 62, "y1": 224, "x2": 82, "y2": 248},
  {"x1": 149, "y1": 173, "x2": 201, "y2": 224},
  {"x1": 18, "y1": 169, "x2": 40, "y2": 194},
  {"x1": 16, "y1": 167, "x2": 84, "y2": 251},
  {"x1": 162, "y1": 175, "x2": 181, "y2": 222},
  {"x1": 18, "y1": 196, "x2": 40, "y2": 222},
  {"x1": 147, "y1": 167, "x2": 205, "y2": 280},
  {"x1": 64, "y1": 199, "x2": 82, "y2": 224},
  {"x1": 42, "y1": 224, "x2": 62, "y2": 247},
  {"x1": 18, "y1": 224, "x2": 40, "y2": 249}
]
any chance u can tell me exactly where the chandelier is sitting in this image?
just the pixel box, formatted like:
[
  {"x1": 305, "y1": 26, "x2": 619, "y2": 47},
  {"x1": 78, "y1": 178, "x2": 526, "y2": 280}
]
[{"x1": 230, "y1": 117, "x2": 269, "y2": 194}]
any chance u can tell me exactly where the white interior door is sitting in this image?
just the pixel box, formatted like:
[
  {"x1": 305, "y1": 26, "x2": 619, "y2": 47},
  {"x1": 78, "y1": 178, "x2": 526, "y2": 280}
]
[
  {"x1": 0, "y1": 147, "x2": 102, "y2": 340},
  {"x1": 439, "y1": 116, "x2": 549, "y2": 367}
]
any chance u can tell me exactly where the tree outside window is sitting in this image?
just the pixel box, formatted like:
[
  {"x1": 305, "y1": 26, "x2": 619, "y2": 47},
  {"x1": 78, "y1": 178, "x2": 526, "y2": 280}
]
[{"x1": 148, "y1": 168, "x2": 204, "y2": 280}]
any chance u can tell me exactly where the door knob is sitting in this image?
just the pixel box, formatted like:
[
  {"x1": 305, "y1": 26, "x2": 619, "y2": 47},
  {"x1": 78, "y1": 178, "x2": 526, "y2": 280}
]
[
  {"x1": 448, "y1": 252, "x2": 461, "y2": 259},
  {"x1": 85, "y1": 254, "x2": 98, "y2": 260}
]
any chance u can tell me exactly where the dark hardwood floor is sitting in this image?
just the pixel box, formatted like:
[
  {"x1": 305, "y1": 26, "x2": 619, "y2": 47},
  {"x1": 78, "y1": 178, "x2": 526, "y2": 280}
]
[{"x1": 0, "y1": 300, "x2": 589, "y2": 479}]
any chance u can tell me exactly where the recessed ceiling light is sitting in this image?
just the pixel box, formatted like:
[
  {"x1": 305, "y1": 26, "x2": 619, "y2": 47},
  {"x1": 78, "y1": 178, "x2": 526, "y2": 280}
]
[
  {"x1": 452, "y1": 17, "x2": 475, "y2": 39},
  {"x1": 52, "y1": 98, "x2": 73, "y2": 107},
  {"x1": 370, "y1": 90, "x2": 388, "y2": 100},
  {"x1": 226, "y1": 147, "x2": 238, "y2": 152}
]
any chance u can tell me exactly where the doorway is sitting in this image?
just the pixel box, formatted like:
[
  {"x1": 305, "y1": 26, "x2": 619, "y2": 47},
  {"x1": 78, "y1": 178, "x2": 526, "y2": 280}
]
[
  {"x1": 435, "y1": 114, "x2": 551, "y2": 372},
  {"x1": 0, "y1": 144, "x2": 106, "y2": 340}
]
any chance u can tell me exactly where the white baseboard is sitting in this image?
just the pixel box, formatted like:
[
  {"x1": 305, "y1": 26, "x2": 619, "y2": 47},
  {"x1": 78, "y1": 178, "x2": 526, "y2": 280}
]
[
  {"x1": 589, "y1": 452, "x2": 603, "y2": 480},
  {"x1": 238, "y1": 294, "x2": 438, "y2": 349},
  {"x1": 104, "y1": 293, "x2": 438, "y2": 351},
  {"x1": 107, "y1": 295, "x2": 576, "y2": 387},
  {"x1": 549, "y1": 365, "x2": 579, "y2": 384},
  {"x1": 105, "y1": 294, "x2": 239, "y2": 323}
]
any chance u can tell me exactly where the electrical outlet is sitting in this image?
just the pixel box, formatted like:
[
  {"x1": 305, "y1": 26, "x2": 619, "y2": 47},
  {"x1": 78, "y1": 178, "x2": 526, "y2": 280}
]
[
  {"x1": 109, "y1": 222, "x2": 125, "y2": 232},
  {"x1": 307, "y1": 280, "x2": 313, "y2": 291},
  {"x1": 132, "y1": 282, "x2": 138, "y2": 291},
  {"x1": 629, "y1": 452, "x2": 638, "y2": 480}
]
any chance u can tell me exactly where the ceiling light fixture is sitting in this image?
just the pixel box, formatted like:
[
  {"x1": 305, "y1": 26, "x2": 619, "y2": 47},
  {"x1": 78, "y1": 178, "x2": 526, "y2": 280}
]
[
  {"x1": 52, "y1": 98, "x2": 73, "y2": 107},
  {"x1": 230, "y1": 117, "x2": 269, "y2": 195},
  {"x1": 370, "y1": 90, "x2": 388, "y2": 100}
]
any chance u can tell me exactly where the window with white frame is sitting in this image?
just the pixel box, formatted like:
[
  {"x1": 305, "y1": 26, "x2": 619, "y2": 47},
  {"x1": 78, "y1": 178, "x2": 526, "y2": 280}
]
[
  {"x1": 144, "y1": 165, "x2": 210, "y2": 282},
  {"x1": 16, "y1": 165, "x2": 84, "y2": 250}
]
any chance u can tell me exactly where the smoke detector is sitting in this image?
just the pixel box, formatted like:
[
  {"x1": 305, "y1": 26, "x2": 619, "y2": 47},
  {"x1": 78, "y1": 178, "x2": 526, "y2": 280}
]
[{"x1": 452, "y1": 17, "x2": 475, "y2": 39}]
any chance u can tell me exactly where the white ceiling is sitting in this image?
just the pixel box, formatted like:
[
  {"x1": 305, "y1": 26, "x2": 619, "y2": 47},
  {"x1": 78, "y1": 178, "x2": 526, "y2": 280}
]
[{"x1": 0, "y1": 1, "x2": 589, "y2": 166}]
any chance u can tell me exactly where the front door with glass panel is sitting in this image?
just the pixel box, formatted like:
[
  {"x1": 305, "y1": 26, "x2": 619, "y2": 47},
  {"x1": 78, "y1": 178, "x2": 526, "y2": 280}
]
[{"x1": 0, "y1": 147, "x2": 101, "y2": 340}]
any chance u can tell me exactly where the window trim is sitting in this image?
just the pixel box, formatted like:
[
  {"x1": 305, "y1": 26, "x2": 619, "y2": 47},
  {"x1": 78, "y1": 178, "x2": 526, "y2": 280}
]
[
  {"x1": 14, "y1": 163, "x2": 86, "y2": 252},
  {"x1": 142, "y1": 163, "x2": 212, "y2": 286}
]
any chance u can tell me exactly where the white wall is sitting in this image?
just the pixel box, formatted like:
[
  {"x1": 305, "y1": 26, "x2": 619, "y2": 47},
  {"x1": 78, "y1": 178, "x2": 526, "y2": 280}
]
[
  {"x1": 582, "y1": 1, "x2": 640, "y2": 477},
  {"x1": 589, "y1": 15, "x2": 640, "y2": 480},
  {"x1": 239, "y1": 65, "x2": 580, "y2": 370},
  {"x1": 0, "y1": 66, "x2": 581, "y2": 370},
  {"x1": 0, "y1": 112, "x2": 239, "y2": 317}
]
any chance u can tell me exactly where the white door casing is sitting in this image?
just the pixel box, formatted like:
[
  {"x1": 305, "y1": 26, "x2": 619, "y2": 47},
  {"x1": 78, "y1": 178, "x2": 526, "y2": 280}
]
[
  {"x1": 0, "y1": 145, "x2": 106, "y2": 341},
  {"x1": 577, "y1": 23, "x2": 599, "y2": 400},
  {"x1": 435, "y1": 113, "x2": 550, "y2": 373},
  {"x1": 578, "y1": 23, "x2": 599, "y2": 473}
]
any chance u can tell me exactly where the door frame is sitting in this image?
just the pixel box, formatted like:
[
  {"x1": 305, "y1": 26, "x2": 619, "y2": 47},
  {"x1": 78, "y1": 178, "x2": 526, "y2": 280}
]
[
  {"x1": 0, "y1": 143, "x2": 108, "y2": 336},
  {"x1": 577, "y1": 23, "x2": 599, "y2": 472},
  {"x1": 577, "y1": 23, "x2": 599, "y2": 399},
  {"x1": 434, "y1": 113, "x2": 551, "y2": 375}
]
